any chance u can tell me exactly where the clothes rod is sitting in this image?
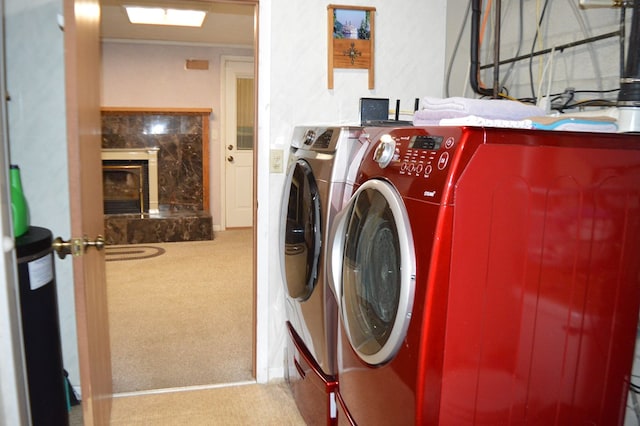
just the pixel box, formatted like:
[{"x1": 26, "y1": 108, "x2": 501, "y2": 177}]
[{"x1": 479, "y1": 30, "x2": 621, "y2": 70}]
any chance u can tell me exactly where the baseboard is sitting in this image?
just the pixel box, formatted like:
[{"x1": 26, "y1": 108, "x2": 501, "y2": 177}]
[
  {"x1": 72, "y1": 385, "x2": 82, "y2": 400},
  {"x1": 268, "y1": 366, "x2": 285, "y2": 383}
]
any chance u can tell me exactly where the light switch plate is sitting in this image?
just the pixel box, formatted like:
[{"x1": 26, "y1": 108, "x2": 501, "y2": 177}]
[{"x1": 270, "y1": 149, "x2": 284, "y2": 173}]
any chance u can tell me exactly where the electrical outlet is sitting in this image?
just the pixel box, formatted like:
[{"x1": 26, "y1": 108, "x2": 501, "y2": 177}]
[{"x1": 270, "y1": 149, "x2": 284, "y2": 173}]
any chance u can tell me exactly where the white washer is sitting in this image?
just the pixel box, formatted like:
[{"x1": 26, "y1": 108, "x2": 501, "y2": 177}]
[{"x1": 280, "y1": 126, "x2": 370, "y2": 425}]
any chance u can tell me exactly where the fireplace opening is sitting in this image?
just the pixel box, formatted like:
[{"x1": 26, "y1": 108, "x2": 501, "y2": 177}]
[{"x1": 103, "y1": 160, "x2": 150, "y2": 214}]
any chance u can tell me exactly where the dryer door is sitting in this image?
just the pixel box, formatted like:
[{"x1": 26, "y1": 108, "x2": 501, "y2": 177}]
[
  {"x1": 340, "y1": 179, "x2": 416, "y2": 366},
  {"x1": 282, "y1": 158, "x2": 322, "y2": 301}
]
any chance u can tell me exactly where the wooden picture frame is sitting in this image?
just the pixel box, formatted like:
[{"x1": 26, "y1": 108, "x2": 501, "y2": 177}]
[{"x1": 327, "y1": 4, "x2": 376, "y2": 89}]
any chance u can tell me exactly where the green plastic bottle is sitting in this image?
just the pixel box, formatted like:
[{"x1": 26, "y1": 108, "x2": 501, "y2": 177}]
[{"x1": 10, "y1": 164, "x2": 29, "y2": 237}]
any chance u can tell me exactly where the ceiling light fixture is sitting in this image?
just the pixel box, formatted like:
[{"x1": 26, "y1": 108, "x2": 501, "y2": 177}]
[{"x1": 124, "y1": 6, "x2": 206, "y2": 27}]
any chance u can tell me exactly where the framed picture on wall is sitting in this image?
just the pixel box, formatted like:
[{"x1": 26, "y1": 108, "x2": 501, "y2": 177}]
[{"x1": 327, "y1": 4, "x2": 376, "y2": 89}]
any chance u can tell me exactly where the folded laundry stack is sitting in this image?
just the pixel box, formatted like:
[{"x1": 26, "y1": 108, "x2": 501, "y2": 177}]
[
  {"x1": 413, "y1": 96, "x2": 545, "y2": 125},
  {"x1": 413, "y1": 96, "x2": 618, "y2": 132}
]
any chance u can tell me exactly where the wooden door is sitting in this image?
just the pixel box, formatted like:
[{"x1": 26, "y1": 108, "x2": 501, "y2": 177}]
[{"x1": 63, "y1": 0, "x2": 112, "y2": 424}]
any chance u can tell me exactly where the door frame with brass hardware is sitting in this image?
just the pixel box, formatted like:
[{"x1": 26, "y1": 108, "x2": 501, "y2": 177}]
[{"x1": 52, "y1": 235, "x2": 105, "y2": 259}]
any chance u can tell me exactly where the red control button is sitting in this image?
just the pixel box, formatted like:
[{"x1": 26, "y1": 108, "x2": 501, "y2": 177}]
[
  {"x1": 444, "y1": 137, "x2": 455, "y2": 149},
  {"x1": 438, "y1": 152, "x2": 449, "y2": 170}
]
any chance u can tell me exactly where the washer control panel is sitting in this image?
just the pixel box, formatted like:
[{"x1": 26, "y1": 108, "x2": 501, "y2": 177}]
[
  {"x1": 373, "y1": 130, "x2": 457, "y2": 177},
  {"x1": 399, "y1": 134, "x2": 456, "y2": 179},
  {"x1": 367, "y1": 127, "x2": 473, "y2": 204}
]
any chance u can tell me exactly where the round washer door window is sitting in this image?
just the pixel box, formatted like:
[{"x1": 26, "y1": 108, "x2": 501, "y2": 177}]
[
  {"x1": 341, "y1": 179, "x2": 416, "y2": 366},
  {"x1": 282, "y1": 159, "x2": 321, "y2": 301}
]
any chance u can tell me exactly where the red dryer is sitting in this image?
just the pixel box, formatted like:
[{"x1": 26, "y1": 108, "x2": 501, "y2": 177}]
[{"x1": 328, "y1": 126, "x2": 640, "y2": 425}]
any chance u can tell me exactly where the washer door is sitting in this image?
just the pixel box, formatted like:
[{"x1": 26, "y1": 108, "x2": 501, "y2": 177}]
[
  {"x1": 340, "y1": 179, "x2": 416, "y2": 366},
  {"x1": 282, "y1": 158, "x2": 322, "y2": 301}
]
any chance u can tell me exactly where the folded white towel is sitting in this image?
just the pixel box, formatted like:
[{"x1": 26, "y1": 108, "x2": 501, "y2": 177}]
[
  {"x1": 413, "y1": 96, "x2": 545, "y2": 125},
  {"x1": 439, "y1": 115, "x2": 533, "y2": 129},
  {"x1": 431, "y1": 114, "x2": 617, "y2": 133}
]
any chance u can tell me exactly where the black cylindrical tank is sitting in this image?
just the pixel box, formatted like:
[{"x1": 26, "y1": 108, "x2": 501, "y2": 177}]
[{"x1": 17, "y1": 226, "x2": 68, "y2": 426}]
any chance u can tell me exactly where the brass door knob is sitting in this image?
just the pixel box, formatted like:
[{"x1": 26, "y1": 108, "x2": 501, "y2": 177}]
[{"x1": 52, "y1": 235, "x2": 106, "y2": 259}]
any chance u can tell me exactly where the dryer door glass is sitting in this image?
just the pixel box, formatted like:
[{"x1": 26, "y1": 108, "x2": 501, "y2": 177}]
[
  {"x1": 341, "y1": 179, "x2": 416, "y2": 366},
  {"x1": 283, "y1": 159, "x2": 322, "y2": 301}
]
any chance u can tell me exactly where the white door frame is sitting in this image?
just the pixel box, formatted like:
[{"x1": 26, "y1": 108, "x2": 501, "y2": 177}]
[
  {"x1": 220, "y1": 55, "x2": 254, "y2": 231},
  {"x1": 0, "y1": 5, "x2": 31, "y2": 425},
  {"x1": 0, "y1": 1, "x2": 30, "y2": 419}
]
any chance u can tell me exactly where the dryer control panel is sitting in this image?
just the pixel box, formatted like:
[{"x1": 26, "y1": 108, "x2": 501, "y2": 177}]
[
  {"x1": 365, "y1": 126, "x2": 483, "y2": 204},
  {"x1": 292, "y1": 126, "x2": 363, "y2": 153}
]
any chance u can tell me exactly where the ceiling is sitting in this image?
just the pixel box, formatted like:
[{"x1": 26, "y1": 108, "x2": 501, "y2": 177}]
[{"x1": 100, "y1": 0, "x2": 255, "y2": 46}]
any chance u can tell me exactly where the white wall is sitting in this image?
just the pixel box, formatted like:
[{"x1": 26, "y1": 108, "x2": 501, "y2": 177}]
[
  {"x1": 258, "y1": 0, "x2": 447, "y2": 380},
  {"x1": 445, "y1": 0, "x2": 626, "y2": 102},
  {"x1": 0, "y1": 3, "x2": 30, "y2": 419},
  {"x1": 4, "y1": 0, "x2": 79, "y2": 389},
  {"x1": 101, "y1": 42, "x2": 253, "y2": 229}
]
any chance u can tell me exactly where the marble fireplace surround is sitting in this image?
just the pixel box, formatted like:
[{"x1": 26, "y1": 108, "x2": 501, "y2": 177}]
[
  {"x1": 101, "y1": 108, "x2": 213, "y2": 244},
  {"x1": 102, "y1": 147, "x2": 159, "y2": 213}
]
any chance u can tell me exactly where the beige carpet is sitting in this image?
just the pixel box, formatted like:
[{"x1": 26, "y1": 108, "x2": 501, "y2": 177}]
[
  {"x1": 69, "y1": 382, "x2": 305, "y2": 425},
  {"x1": 107, "y1": 229, "x2": 254, "y2": 393}
]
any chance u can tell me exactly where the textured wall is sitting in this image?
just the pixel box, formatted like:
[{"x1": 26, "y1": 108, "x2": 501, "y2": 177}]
[
  {"x1": 4, "y1": 0, "x2": 78, "y2": 388},
  {"x1": 445, "y1": 0, "x2": 627, "y2": 101}
]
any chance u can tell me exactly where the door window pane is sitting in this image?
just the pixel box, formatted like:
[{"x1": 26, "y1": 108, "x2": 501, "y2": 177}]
[{"x1": 236, "y1": 77, "x2": 254, "y2": 150}]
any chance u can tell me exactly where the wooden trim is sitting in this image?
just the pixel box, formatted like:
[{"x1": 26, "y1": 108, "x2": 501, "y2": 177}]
[
  {"x1": 202, "y1": 114, "x2": 210, "y2": 212},
  {"x1": 368, "y1": 10, "x2": 375, "y2": 90},
  {"x1": 327, "y1": 7, "x2": 334, "y2": 89},
  {"x1": 101, "y1": 107, "x2": 212, "y2": 114},
  {"x1": 327, "y1": 3, "x2": 375, "y2": 11},
  {"x1": 252, "y1": 1, "x2": 259, "y2": 379},
  {"x1": 65, "y1": 0, "x2": 113, "y2": 423}
]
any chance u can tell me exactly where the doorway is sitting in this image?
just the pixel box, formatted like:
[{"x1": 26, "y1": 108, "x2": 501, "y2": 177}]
[
  {"x1": 223, "y1": 57, "x2": 255, "y2": 228},
  {"x1": 100, "y1": 0, "x2": 258, "y2": 394}
]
